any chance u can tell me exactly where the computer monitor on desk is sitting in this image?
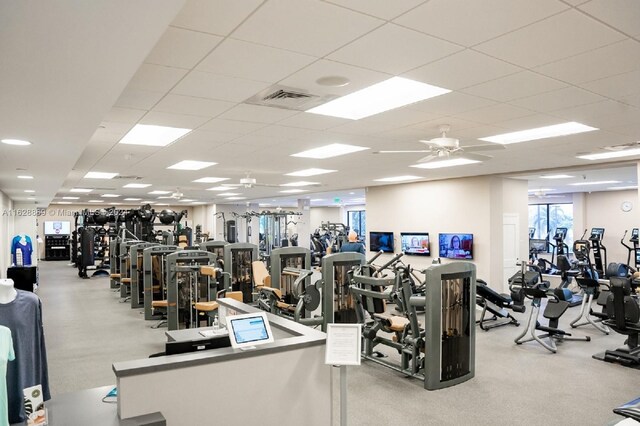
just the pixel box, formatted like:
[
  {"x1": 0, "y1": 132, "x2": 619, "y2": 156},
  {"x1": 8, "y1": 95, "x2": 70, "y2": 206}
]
[{"x1": 226, "y1": 312, "x2": 274, "y2": 349}]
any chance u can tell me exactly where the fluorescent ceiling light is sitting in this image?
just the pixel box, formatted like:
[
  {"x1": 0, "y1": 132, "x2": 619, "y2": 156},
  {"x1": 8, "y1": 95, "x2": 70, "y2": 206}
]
[
  {"x1": 259, "y1": 203, "x2": 271, "y2": 207},
  {"x1": 24, "y1": 190, "x2": 35, "y2": 193},
  {"x1": 280, "y1": 189, "x2": 307, "y2": 194},
  {"x1": 119, "y1": 124, "x2": 192, "y2": 147},
  {"x1": 17, "y1": 175, "x2": 33, "y2": 179},
  {"x1": 112, "y1": 203, "x2": 122, "y2": 206},
  {"x1": 89, "y1": 200, "x2": 103, "y2": 203},
  {"x1": 374, "y1": 175, "x2": 421, "y2": 183},
  {"x1": 123, "y1": 183, "x2": 151, "y2": 188},
  {"x1": 101, "y1": 194, "x2": 120, "y2": 198},
  {"x1": 608, "y1": 185, "x2": 637, "y2": 190},
  {"x1": 217, "y1": 193, "x2": 241, "y2": 196},
  {"x1": 2, "y1": 139, "x2": 31, "y2": 146},
  {"x1": 577, "y1": 148, "x2": 640, "y2": 161},
  {"x1": 479, "y1": 122, "x2": 598, "y2": 145},
  {"x1": 63, "y1": 196, "x2": 79, "y2": 200},
  {"x1": 291, "y1": 143, "x2": 368, "y2": 159},
  {"x1": 569, "y1": 180, "x2": 620, "y2": 186},
  {"x1": 84, "y1": 171, "x2": 118, "y2": 179},
  {"x1": 306, "y1": 77, "x2": 450, "y2": 120},
  {"x1": 310, "y1": 199, "x2": 324, "y2": 202},
  {"x1": 410, "y1": 158, "x2": 480, "y2": 169},
  {"x1": 192, "y1": 177, "x2": 229, "y2": 183},
  {"x1": 528, "y1": 188, "x2": 553, "y2": 192},
  {"x1": 167, "y1": 160, "x2": 216, "y2": 171},
  {"x1": 148, "y1": 190, "x2": 171, "y2": 195},
  {"x1": 286, "y1": 168, "x2": 337, "y2": 177},
  {"x1": 207, "y1": 186, "x2": 230, "y2": 191},
  {"x1": 280, "y1": 181, "x2": 319, "y2": 187},
  {"x1": 124, "y1": 198, "x2": 142, "y2": 201},
  {"x1": 70, "y1": 188, "x2": 93, "y2": 193},
  {"x1": 57, "y1": 201, "x2": 72, "y2": 205},
  {"x1": 179, "y1": 199, "x2": 195, "y2": 202},
  {"x1": 540, "y1": 174, "x2": 573, "y2": 179},
  {"x1": 226, "y1": 197, "x2": 246, "y2": 200},
  {"x1": 157, "y1": 196, "x2": 172, "y2": 199}
]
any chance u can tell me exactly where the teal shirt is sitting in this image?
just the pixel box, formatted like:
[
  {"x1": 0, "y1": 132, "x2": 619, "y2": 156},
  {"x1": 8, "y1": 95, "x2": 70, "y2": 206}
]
[{"x1": 0, "y1": 326, "x2": 15, "y2": 426}]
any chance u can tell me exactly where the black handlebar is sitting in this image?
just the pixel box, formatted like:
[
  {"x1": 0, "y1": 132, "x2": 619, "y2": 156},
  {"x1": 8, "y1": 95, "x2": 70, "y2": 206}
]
[
  {"x1": 366, "y1": 250, "x2": 384, "y2": 265},
  {"x1": 376, "y1": 252, "x2": 405, "y2": 273}
]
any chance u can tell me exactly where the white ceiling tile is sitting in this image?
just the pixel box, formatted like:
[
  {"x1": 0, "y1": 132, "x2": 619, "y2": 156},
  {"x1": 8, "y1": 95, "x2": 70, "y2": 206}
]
[
  {"x1": 329, "y1": 120, "x2": 400, "y2": 136},
  {"x1": 580, "y1": 70, "x2": 640, "y2": 105},
  {"x1": 462, "y1": 71, "x2": 568, "y2": 102},
  {"x1": 394, "y1": 0, "x2": 568, "y2": 47},
  {"x1": 172, "y1": 71, "x2": 271, "y2": 102},
  {"x1": 114, "y1": 88, "x2": 165, "y2": 110},
  {"x1": 510, "y1": 87, "x2": 605, "y2": 112},
  {"x1": 279, "y1": 59, "x2": 390, "y2": 97},
  {"x1": 232, "y1": 0, "x2": 382, "y2": 57},
  {"x1": 327, "y1": 23, "x2": 462, "y2": 75},
  {"x1": 102, "y1": 107, "x2": 147, "y2": 124},
  {"x1": 171, "y1": 0, "x2": 264, "y2": 36},
  {"x1": 276, "y1": 112, "x2": 350, "y2": 130},
  {"x1": 409, "y1": 91, "x2": 496, "y2": 115},
  {"x1": 534, "y1": 39, "x2": 640, "y2": 85},
  {"x1": 474, "y1": 9, "x2": 626, "y2": 68},
  {"x1": 456, "y1": 103, "x2": 533, "y2": 125},
  {"x1": 172, "y1": 129, "x2": 238, "y2": 147},
  {"x1": 562, "y1": 0, "x2": 591, "y2": 5},
  {"x1": 325, "y1": 0, "x2": 426, "y2": 20},
  {"x1": 249, "y1": 124, "x2": 318, "y2": 140},
  {"x1": 139, "y1": 111, "x2": 211, "y2": 129},
  {"x1": 552, "y1": 99, "x2": 640, "y2": 128},
  {"x1": 606, "y1": 122, "x2": 640, "y2": 137},
  {"x1": 196, "y1": 38, "x2": 317, "y2": 84},
  {"x1": 218, "y1": 104, "x2": 299, "y2": 124},
  {"x1": 198, "y1": 118, "x2": 267, "y2": 135},
  {"x1": 409, "y1": 117, "x2": 483, "y2": 134},
  {"x1": 404, "y1": 49, "x2": 521, "y2": 90},
  {"x1": 578, "y1": 0, "x2": 640, "y2": 36},
  {"x1": 153, "y1": 94, "x2": 235, "y2": 117},
  {"x1": 126, "y1": 63, "x2": 188, "y2": 93},
  {"x1": 144, "y1": 27, "x2": 223, "y2": 69}
]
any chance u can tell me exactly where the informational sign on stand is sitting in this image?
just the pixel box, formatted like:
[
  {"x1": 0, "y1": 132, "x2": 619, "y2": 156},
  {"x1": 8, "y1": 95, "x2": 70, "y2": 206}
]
[{"x1": 325, "y1": 323, "x2": 361, "y2": 366}]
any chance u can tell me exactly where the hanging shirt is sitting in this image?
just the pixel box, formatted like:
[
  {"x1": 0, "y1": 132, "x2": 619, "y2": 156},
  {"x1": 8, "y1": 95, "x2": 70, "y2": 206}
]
[
  {"x1": 11, "y1": 236, "x2": 33, "y2": 266},
  {"x1": 0, "y1": 291, "x2": 49, "y2": 423},
  {"x1": 0, "y1": 326, "x2": 15, "y2": 426}
]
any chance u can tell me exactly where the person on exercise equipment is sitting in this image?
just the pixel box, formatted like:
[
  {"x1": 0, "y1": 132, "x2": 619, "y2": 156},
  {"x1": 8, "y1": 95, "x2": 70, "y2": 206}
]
[{"x1": 340, "y1": 231, "x2": 365, "y2": 255}]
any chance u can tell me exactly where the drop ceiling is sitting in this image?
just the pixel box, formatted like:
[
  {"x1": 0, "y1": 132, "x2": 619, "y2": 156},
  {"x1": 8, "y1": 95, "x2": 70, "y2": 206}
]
[{"x1": 1, "y1": 0, "x2": 639, "y2": 207}]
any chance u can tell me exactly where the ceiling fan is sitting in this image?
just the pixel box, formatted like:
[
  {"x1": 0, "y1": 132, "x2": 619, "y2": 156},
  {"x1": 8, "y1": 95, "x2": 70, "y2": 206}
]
[
  {"x1": 169, "y1": 188, "x2": 184, "y2": 200},
  {"x1": 374, "y1": 124, "x2": 504, "y2": 163},
  {"x1": 221, "y1": 173, "x2": 286, "y2": 189}
]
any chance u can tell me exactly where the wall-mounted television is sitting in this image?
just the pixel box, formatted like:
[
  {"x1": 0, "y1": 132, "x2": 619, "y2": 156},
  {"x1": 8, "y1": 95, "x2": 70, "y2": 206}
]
[
  {"x1": 439, "y1": 233, "x2": 473, "y2": 259},
  {"x1": 369, "y1": 231, "x2": 394, "y2": 253},
  {"x1": 400, "y1": 233, "x2": 430, "y2": 256},
  {"x1": 44, "y1": 221, "x2": 71, "y2": 235}
]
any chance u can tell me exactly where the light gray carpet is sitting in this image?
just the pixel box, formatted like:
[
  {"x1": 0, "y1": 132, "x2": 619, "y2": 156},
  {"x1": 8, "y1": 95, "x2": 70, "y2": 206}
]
[{"x1": 38, "y1": 261, "x2": 638, "y2": 425}]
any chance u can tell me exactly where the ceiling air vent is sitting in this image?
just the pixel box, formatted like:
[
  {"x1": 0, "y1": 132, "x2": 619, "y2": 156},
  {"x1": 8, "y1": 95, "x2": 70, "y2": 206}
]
[
  {"x1": 113, "y1": 175, "x2": 143, "y2": 180},
  {"x1": 245, "y1": 85, "x2": 336, "y2": 111}
]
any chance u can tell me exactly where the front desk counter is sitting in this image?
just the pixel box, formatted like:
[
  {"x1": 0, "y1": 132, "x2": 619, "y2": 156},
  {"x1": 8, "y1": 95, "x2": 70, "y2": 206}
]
[{"x1": 113, "y1": 298, "x2": 330, "y2": 425}]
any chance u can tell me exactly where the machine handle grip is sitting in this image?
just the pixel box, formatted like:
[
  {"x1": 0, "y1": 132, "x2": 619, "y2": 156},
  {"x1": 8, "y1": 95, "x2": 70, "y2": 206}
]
[
  {"x1": 367, "y1": 250, "x2": 384, "y2": 265},
  {"x1": 376, "y1": 252, "x2": 404, "y2": 273}
]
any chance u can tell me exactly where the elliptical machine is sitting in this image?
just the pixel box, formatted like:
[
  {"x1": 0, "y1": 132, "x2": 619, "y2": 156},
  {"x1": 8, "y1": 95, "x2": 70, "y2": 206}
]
[
  {"x1": 589, "y1": 227, "x2": 607, "y2": 278},
  {"x1": 621, "y1": 228, "x2": 640, "y2": 271},
  {"x1": 537, "y1": 227, "x2": 568, "y2": 274}
]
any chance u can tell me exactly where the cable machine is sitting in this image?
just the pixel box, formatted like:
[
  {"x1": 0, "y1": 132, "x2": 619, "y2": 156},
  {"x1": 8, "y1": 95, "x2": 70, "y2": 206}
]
[
  {"x1": 129, "y1": 242, "x2": 159, "y2": 309},
  {"x1": 142, "y1": 245, "x2": 181, "y2": 321},
  {"x1": 223, "y1": 243, "x2": 259, "y2": 303}
]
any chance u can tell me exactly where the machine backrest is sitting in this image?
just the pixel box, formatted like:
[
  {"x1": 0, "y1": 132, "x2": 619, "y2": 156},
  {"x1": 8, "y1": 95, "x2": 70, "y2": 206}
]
[
  {"x1": 607, "y1": 262, "x2": 629, "y2": 278},
  {"x1": 251, "y1": 261, "x2": 271, "y2": 287},
  {"x1": 606, "y1": 277, "x2": 640, "y2": 330},
  {"x1": 556, "y1": 255, "x2": 572, "y2": 272}
]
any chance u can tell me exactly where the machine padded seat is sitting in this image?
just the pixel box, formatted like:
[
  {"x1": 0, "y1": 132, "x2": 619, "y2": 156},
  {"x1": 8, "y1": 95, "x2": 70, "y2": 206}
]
[
  {"x1": 276, "y1": 301, "x2": 296, "y2": 312},
  {"x1": 110, "y1": 274, "x2": 121, "y2": 279},
  {"x1": 199, "y1": 266, "x2": 217, "y2": 277},
  {"x1": 252, "y1": 261, "x2": 271, "y2": 287},
  {"x1": 261, "y1": 287, "x2": 283, "y2": 300},
  {"x1": 543, "y1": 300, "x2": 570, "y2": 320},
  {"x1": 476, "y1": 280, "x2": 511, "y2": 306},
  {"x1": 121, "y1": 278, "x2": 132, "y2": 284},
  {"x1": 194, "y1": 301, "x2": 218, "y2": 312},
  {"x1": 152, "y1": 300, "x2": 175, "y2": 308},
  {"x1": 373, "y1": 313, "x2": 410, "y2": 332}
]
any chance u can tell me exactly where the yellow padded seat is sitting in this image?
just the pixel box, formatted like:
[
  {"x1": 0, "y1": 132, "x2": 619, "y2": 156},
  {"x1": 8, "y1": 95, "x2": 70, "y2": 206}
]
[
  {"x1": 152, "y1": 300, "x2": 175, "y2": 308},
  {"x1": 195, "y1": 301, "x2": 219, "y2": 312},
  {"x1": 260, "y1": 287, "x2": 283, "y2": 300},
  {"x1": 251, "y1": 261, "x2": 270, "y2": 287},
  {"x1": 110, "y1": 274, "x2": 121, "y2": 279},
  {"x1": 200, "y1": 265, "x2": 217, "y2": 277},
  {"x1": 373, "y1": 313, "x2": 410, "y2": 332},
  {"x1": 121, "y1": 278, "x2": 131, "y2": 284}
]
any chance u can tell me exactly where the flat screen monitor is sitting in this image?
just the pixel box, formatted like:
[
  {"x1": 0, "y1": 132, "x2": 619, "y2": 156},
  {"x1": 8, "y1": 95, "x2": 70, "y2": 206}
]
[
  {"x1": 529, "y1": 239, "x2": 547, "y2": 253},
  {"x1": 439, "y1": 233, "x2": 473, "y2": 260},
  {"x1": 590, "y1": 227, "x2": 605, "y2": 240},
  {"x1": 400, "y1": 233, "x2": 430, "y2": 256},
  {"x1": 631, "y1": 228, "x2": 639, "y2": 241},
  {"x1": 529, "y1": 227, "x2": 535, "y2": 239},
  {"x1": 369, "y1": 231, "x2": 394, "y2": 253},
  {"x1": 554, "y1": 227, "x2": 567, "y2": 240},
  {"x1": 44, "y1": 221, "x2": 70, "y2": 235},
  {"x1": 225, "y1": 312, "x2": 274, "y2": 349}
]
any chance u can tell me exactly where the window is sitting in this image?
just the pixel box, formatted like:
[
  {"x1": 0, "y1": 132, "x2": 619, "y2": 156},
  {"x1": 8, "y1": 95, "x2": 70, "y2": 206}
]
[
  {"x1": 528, "y1": 203, "x2": 573, "y2": 252},
  {"x1": 347, "y1": 210, "x2": 366, "y2": 239}
]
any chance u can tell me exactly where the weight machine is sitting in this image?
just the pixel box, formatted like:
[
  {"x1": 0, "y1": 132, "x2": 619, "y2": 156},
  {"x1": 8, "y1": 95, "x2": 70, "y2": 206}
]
[
  {"x1": 223, "y1": 243, "x2": 259, "y2": 303},
  {"x1": 257, "y1": 210, "x2": 302, "y2": 256},
  {"x1": 118, "y1": 239, "x2": 142, "y2": 300},
  {"x1": 142, "y1": 245, "x2": 181, "y2": 321},
  {"x1": 319, "y1": 252, "x2": 365, "y2": 331},
  {"x1": 129, "y1": 242, "x2": 159, "y2": 309},
  {"x1": 166, "y1": 250, "x2": 216, "y2": 330},
  {"x1": 109, "y1": 227, "x2": 139, "y2": 288}
]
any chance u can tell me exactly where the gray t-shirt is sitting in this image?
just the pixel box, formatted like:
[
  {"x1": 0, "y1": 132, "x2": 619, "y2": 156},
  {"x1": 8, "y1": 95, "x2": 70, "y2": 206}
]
[{"x1": 0, "y1": 290, "x2": 50, "y2": 423}]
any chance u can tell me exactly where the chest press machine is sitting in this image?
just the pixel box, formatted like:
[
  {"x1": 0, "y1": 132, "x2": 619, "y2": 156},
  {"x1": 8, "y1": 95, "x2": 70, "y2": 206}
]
[
  {"x1": 118, "y1": 240, "x2": 142, "y2": 301},
  {"x1": 143, "y1": 245, "x2": 181, "y2": 322},
  {"x1": 129, "y1": 242, "x2": 159, "y2": 309},
  {"x1": 222, "y1": 243, "x2": 259, "y2": 303}
]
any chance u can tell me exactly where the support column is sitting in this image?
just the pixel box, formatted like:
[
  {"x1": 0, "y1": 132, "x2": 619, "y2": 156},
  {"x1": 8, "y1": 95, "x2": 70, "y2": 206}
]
[{"x1": 297, "y1": 199, "x2": 311, "y2": 251}]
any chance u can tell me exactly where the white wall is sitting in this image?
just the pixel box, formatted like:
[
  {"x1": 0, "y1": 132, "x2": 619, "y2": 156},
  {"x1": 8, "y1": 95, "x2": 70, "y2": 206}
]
[
  {"x1": 367, "y1": 177, "x2": 528, "y2": 290},
  {"x1": 0, "y1": 190, "x2": 14, "y2": 274},
  {"x1": 310, "y1": 207, "x2": 343, "y2": 229}
]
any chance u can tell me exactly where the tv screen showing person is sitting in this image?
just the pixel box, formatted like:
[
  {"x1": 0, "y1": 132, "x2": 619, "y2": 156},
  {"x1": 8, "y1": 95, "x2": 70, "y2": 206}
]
[
  {"x1": 400, "y1": 233, "x2": 430, "y2": 256},
  {"x1": 439, "y1": 233, "x2": 473, "y2": 259}
]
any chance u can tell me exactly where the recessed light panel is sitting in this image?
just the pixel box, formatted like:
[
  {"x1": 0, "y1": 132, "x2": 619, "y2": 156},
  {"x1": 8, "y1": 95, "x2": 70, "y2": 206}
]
[
  {"x1": 24, "y1": 190, "x2": 35, "y2": 193},
  {"x1": 577, "y1": 148, "x2": 640, "y2": 161},
  {"x1": 569, "y1": 180, "x2": 620, "y2": 186},
  {"x1": 306, "y1": 77, "x2": 450, "y2": 120},
  {"x1": 374, "y1": 175, "x2": 421, "y2": 182},
  {"x1": 124, "y1": 198, "x2": 142, "y2": 201},
  {"x1": 57, "y1": 201, "x2": 72, "y2": 204},
  {"x1": 280, "y1": 181, "x2": 319, "y2": 187},
  {"x1": 291, "y1": 143, "x2": 368, "y2": 159},
  {"x1": 70, "y1": 188, "x2": 93, "y2": 193},
  {"x1": 608, "y1": 185, "x2": 637, "y2": 190},
  {"x1": 286, "y1": 168, "x2": 337, "y2": 177},
  {"x1": 63, "y1": 196, "x2": 79, "y2": 200},
  {"x1": 1, "y1": 139, "x2": 31, "y2": 146},
  {"x1": 123, "y1": 183, "x2": 151, "y2": 188},
  {"x1": 84, "y1": 171, "x2": 118, "y2": 179},
  {"x1": 89, "y1": 200, "x2": 103, "y2": 203},
  {"x1": 225, "y1": 197, "x2": 246, "y2": 200},
  {"x1": 540, "y1": 174, "x2": 573, "y2": 179},
  {"x1": 192, "y1": 177, "x2": 229, "y2": 183},
  {"x1": 207, "y1": 186, "x2": 231, "y2": 191},
  {"x1": 479, "y1": 122, "x2": 597, "y2": 145},
  {"x1": 148, "y1": 190, "x2": 171, "y2": 195},
  {"x1": 101, "y1": 194, "x2": 120, "y2": 198},
  {"x1": 410, "y1": 158, "x2": 480, "y2": 169},
  {"x1": 217, "y1": 193, "x2": 241, "y2": 196},
  {"x1": 119, "y1": 124, "x2": 192, "y2": 147},
  {"x1": 528, "y1": 188, "x2": 553, "y2": 192},
  {"x1": 280, "y1": 189, "x2": 307, "y2": 194},
  {"x1": 17, "y1": 175, "x2": 33, "y2": 179},
  {"x1": 179, "y1": 199, "x2": 195, "y2": 202},
  {"x1": 167, "y1": 160, "x2": 217, "y2": 171}
]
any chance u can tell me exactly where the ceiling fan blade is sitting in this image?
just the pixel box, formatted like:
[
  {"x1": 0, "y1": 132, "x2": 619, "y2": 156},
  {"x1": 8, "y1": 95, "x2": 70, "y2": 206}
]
[
  {"x1": 375, "y1": 150, "x2": 432, "y2": 154},
  {"x1": 255, "y1": 183, "x2": 281, "y2": 188},
  {"x1": 456, "y1": 152, "x2": 491, "y2": 161},
  {"x1": 462, "y1": 143, "x2": 506, "y2": 152},
  {"x1": 418, "y1": 154, "x2": 438, "y2": 163},
  {"x1": 222, "y1": 183, "x2": 243, "y2": 187}
]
